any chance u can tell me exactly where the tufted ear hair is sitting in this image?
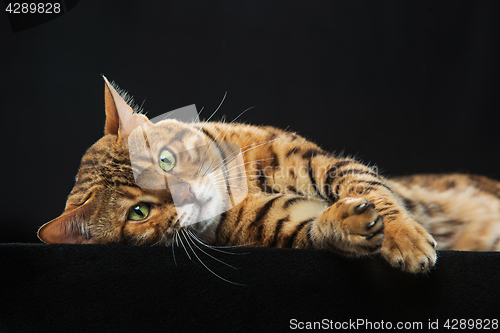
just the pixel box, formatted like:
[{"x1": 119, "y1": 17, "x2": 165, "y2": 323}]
[
  {"x1": 102, "y1": 76, "x2": 151, "y2": 140},
  {"x1": 37, "y1": 202, "x2": 98, "y2": 244}
]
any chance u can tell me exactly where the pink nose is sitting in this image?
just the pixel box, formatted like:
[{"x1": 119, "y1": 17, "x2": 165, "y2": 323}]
[{"x1": 178, "y1": 183, "x2": 195, "y2": 205}]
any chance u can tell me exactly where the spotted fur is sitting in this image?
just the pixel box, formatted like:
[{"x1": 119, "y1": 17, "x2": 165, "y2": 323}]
[{"x1": 38, "y1": 78, "x2": 500, "y2": 274}]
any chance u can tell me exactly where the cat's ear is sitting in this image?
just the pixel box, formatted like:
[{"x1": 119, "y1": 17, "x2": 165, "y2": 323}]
[
  {"x1": 37, "y1": 203, "x2": 98, "y2": 244},
  {"x1": 102, "y1": 76, "x2": 151, "y2": 139}
]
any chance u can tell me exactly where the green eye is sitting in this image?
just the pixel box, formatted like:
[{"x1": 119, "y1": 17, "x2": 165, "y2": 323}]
[
  {"x1": 159, "y1": 149, "x2": 176, "y2": 172},
  {"x1": 128, "y1": 203, "x2": 150, "y2": 221}
]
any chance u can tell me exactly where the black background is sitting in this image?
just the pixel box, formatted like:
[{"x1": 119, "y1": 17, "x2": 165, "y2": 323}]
[{"x1": 1, "y1": 0, "x2": 499, "y2": 243}]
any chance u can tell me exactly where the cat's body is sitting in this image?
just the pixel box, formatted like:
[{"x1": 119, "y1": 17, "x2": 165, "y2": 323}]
[{"x1": 38, "y1": 77, "x2": 500, "y2": 273}]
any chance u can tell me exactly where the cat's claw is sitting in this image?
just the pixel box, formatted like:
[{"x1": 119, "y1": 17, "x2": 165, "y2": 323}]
[
  {"x1": 316, "y1": 198, "x2": 385, "y2": 255},
  {"x1": 354, "y1": 202, "x2": 370, "y2": 214},
  {"x1": 366, "y1": 218, "x2": 379, "y2": 229}
]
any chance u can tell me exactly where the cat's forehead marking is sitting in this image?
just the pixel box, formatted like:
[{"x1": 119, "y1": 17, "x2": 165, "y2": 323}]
[
  {"x1": 143, "y1": 121, "x2": 206, "y2": 159},
  {"x1": 118, "y1": 191, "x2": 163, "y2": 205}
]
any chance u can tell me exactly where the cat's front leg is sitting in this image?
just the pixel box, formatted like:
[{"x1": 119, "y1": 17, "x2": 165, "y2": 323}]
[
  {"x1": 305, "y1": 158, "x2": 438, "y2": 272},
  {"x1": 351, "y1": 186, "x2": 438, "y2": 273},
  {"x1": 312, "y1": 197, "x2": 437, "y2": 272},
  {"x1": 379, "y1": 210, "x2": 438, "y2": 272}
]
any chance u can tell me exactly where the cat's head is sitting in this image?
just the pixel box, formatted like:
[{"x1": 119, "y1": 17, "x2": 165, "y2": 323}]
[{"x1": 38, "y1": 77, "x2": 246, "y2": 245}]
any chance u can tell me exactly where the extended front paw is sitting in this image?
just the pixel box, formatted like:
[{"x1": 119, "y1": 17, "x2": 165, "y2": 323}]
[
  {"x1": 316, "y1": 198, "x2": 384, "y2": 254},
  {"x1": 381, "y1": 219, "x2": 437, "y2": 273}
]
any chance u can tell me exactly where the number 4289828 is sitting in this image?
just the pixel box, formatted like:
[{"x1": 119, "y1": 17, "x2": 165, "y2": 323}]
[
  {"x1": 5, "y1": 3, "x2": 61, "y2": 14},
  {"x1": 444, "y1": 319, "x2": 498, "y2": 330}
]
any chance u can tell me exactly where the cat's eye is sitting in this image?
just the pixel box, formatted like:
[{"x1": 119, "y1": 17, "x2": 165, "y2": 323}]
[
  {"x1": 159, "y1": 149, "x2": 176, "y2": 172},
  {"x1": 128, "y1": 203, "x2": 150, "y2": 221}
]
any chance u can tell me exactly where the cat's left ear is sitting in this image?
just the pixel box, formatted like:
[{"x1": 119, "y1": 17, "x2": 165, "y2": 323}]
[
  {"x1": 37, "y1": 203, "x2": 98, "y2": 244},
  {"x1": 102, "y1": 76, "x2": 151, "y2": 139}
]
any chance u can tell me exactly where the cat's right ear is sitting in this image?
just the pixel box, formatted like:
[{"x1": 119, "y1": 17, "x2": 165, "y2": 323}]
[
  {"x1": 37, "y1": 203, "x2": 98, "y2": 244},
  {"x1": 102, "y1": 76, "x2": 151, "y2": 139}
]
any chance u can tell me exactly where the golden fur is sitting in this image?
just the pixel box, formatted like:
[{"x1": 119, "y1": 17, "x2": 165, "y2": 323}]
[{"x1": 38, "y1": 78, "x2": 500, "y2": 274}]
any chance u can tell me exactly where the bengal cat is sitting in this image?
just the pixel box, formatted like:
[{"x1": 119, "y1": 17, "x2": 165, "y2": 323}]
[{"x1": 38, "y1": 77, "x2": 500, "y2": 274}]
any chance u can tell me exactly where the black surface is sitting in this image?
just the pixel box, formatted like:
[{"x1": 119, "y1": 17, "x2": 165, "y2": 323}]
[
  {"x1": 1, "y1": 244, "x2": 499, "y2": 332},
  {"x1": 1, "y1": 0, "x2": 500, "y2": 243}
]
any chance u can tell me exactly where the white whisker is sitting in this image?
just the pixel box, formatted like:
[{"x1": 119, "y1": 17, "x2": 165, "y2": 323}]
[
  {"x1": 195, "y1": 106, "x2": 260, "y2": 177},
  {"x1": 172, "y1": 231, "x2": 178, "y2": 266},
  {"x1": 188, "y1": 229, "x2": 257, "y2": 249},
  {"x1": 180, "y1": 230, "x2": 246, "y2": 286},
  {"x1": 195, "y1": 92, "x2": 227, "y2": 137},
  {"x1": 211, "y1": 185, "x2": 260, "y2": 194},
  {"x1": 184, "y1": 231, "x2": 237, "y2": 269},
  {"x1": 210, "y1": 176, "x2": 252, "y2": 186},
  {"x1": 208, "y1": 137, "x2": 284, "y2": 176},
  {"x1": 208, "y1": 158, "x2": 273, "y2": 179},
  {"x1": 206, "y1": 106, "x2": 255, "y2": 146},
  {"x1": 186, "y1": 230, "x2": 248, "y2": 255},
  {"x1": 238, "y1": 136, "x2": 284, "y2": 156},
  {"x1": 210, "y1": 173, "x2": 275, "y2": 186},
  {"x1": 177, "y1": 230, "x2": 192, "y2": 260},
  {"x1": 206, "y1": 91, "x2": 227, "y2": 123},
  {"x1": 223, "y1": 158, "x2": 274, "y2": 173}
]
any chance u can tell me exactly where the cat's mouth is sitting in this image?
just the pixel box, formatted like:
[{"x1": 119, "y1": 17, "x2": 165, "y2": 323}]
[
  {"x1": 177, "y1": 196, "x2": 216, "y2": 227},
  {"x1": 173, "y1": 180, "x2": 225, "y2": 227}
]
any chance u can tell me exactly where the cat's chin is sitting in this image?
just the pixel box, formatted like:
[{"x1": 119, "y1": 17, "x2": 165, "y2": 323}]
[
  {"x1": 177, "y1": 204, "x2": 200, "y2": 228},
  {"x1": 176, "y1": 195, "x2": 225, "y2": 229}
]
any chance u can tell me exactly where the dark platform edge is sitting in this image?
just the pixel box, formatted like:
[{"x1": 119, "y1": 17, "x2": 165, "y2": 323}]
[{"x1": 1, "y1": 244, "x2": 499, "y2": 332}]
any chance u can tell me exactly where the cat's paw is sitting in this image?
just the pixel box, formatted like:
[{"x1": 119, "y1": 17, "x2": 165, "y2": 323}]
[
  {"x1": 381, "y1": 217, "x2": 437, "y2": 273},
  {"x1": 316, "y1": 198, "x2": 384, "y2": 254}
]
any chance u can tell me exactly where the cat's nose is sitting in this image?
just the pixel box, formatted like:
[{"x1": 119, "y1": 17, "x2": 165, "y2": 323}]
[{"x1": 177, "y1": 183, "x2": 196, "y2": 206}]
